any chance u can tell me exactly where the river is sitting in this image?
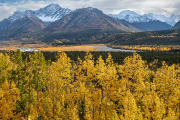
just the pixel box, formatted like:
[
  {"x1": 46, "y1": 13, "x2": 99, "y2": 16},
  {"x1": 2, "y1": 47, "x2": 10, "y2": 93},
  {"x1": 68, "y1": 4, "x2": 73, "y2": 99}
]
[{"x1": 86, "y1": 45, "x2": 140, "y2": 52}]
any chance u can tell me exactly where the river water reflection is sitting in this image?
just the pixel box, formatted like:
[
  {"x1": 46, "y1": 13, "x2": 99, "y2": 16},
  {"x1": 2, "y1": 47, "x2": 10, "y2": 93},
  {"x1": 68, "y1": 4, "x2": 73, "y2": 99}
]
[{"x1": 87, "y1": 45, "x2": 141, "y2": 52}]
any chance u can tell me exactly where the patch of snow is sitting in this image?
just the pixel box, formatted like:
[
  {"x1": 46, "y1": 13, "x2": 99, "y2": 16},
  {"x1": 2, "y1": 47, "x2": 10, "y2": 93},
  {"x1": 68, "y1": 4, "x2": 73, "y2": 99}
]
[
  {"x1": 145, "y1": 13, "x2": 175, "y2": 26},
  {"x1": 87, "y1": 7, "x2": 94, "y2": 10},
  {"x1": 37, "y1": 15, "x2": 59, "y2": 22},
  {"x1": 111, "y1": 10, "x2": 152, "y2": 23},
  {"x1": 33, "y1": 3, "x2": 72, "y2": 22},
  {"x1": 7, "y1": 10, "x2": 34, "y2": 22},
  {"x1": 170, "y1": 13, "x2": 180, "y2": 22}
]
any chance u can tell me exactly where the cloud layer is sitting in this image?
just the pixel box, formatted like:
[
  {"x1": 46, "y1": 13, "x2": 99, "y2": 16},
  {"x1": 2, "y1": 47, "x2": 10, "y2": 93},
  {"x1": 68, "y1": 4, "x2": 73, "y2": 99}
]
[{"x1": 0, "y1": 0, "x2": 180, "y2": 21}]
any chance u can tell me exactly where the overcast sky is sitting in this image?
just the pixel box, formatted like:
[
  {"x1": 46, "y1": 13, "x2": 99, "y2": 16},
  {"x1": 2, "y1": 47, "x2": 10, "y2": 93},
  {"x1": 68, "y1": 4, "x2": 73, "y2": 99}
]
[{"x1": 0, "y1": 0, "x2": 180, "y2": 21}]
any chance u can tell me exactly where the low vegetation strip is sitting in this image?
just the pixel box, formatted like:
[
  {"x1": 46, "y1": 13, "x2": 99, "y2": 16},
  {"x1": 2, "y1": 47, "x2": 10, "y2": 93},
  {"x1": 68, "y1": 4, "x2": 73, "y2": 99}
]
[
  {"x1": 38, "y1": 45, "x2": 98, "y2": 51},
  {"x1": 110, "y1": 45, "x2": 180, "y2": 51}
]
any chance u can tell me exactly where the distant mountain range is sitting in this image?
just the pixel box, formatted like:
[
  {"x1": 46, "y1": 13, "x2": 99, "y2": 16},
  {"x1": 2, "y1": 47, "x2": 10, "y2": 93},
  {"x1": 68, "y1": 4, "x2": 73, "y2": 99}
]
[
  {"x1": 0, "y1": 3, "x2": 180, "y2": 43},
  {"x1": 110, "y1": 10, "x2": 180, "y2": 26},
  {"x1": 43, "y1": 7, "x2": 139, "y2": 32}
]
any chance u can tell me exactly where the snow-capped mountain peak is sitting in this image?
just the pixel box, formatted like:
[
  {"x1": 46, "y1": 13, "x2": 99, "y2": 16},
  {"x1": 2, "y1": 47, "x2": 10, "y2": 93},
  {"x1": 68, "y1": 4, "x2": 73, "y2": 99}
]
[
  {"x1": 111, "y1": 10, "x2": 152, "y2": 23},
  {"x1": 143, "y1": 13, "x2": 156, "y2": 20},
  {"x1": 3, "y1": 3, "x2": 72, "y2": 23},
  {"x1": 110, "y1": 10, "x2": 178, "y2": 26},
  {"x1": 33, "y1": 3, "x2": 72, "y2": 22},
  {"x1": 7, "y1": 10, "x2": 34, "y2": 22},
  {"x1": 144, "y1": 13, "x2": 176, "y2": 26},
  {"x1": 36, "y1": 3, "x2": 62, "y2": 14},
  {"x1": 117, "y1": 10, "x2": 140, "y2": 18}
]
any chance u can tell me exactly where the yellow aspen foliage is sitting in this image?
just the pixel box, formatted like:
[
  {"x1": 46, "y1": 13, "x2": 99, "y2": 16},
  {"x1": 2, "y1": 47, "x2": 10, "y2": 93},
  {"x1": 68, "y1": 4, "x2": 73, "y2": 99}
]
[
  {"x1": 83, "y1": 95, "x2": 93, "y2": 120},
  {"x1": 1, "y1": 51, "x2": 180, "y2": 119},
  {"x1": 95, "y1": 55, "x2": 118, "y2": 119},
  {"x1": 0, "y1": 80, "x2": 21, "y2": 120},
  {"x1": 120, "y1": 90, "x2": 143, "y2": 120},
  {"x1": 47, "y1": 52, "x2": 73, "y2": 119},
  {"x1": 163, "y1": 108, "x2": 177, "y2": 120},
  {"x1": 81, "y1": 52, "x2": 96, "y2": 86},
  {"x1": 29, "y1": 91, "x2": 53, "y2": 120},
  {"x1": 0, "y1": 53, "x2": 14, "y2": 85},
  {"x1": 142, "y1": 88, "x2": 166, "y2": 119},
  {"x1": 153, "y1": 61, "x2": 180, "y2": 117},
  {"x1": 105, "y1": 53, "x2": 119, "y2": 101},
  {"x1": 95, "y1": 55, "x2": 110, "y2": 120},
  {"x1": 111, "y1": 110, "x2": 120, "y2": 120},
  {"x1": 118, "y1": 52, "x2": 150, "y2": 100},
  {"x1": 29, "y1": 104, "x2": 39, "y2": 120},
  {"x1": 71, "y1": 105, "x2": 80, "y2": 120}
]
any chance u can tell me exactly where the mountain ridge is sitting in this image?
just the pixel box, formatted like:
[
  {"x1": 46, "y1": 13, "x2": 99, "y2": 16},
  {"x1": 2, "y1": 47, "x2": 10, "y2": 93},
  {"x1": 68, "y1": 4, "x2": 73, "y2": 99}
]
[
  {"x1": 110, "y1": 10, "x2": 179, "y2": 26},
  {"x1": 43, "y1": 7, "x2": 139, "y2": 32},
  {"x1": 0, "y1": 15, "x2": 46, "y2": 38},
  {"x1": 172, "y1": 20, "x2": 180, "y2": 29}
]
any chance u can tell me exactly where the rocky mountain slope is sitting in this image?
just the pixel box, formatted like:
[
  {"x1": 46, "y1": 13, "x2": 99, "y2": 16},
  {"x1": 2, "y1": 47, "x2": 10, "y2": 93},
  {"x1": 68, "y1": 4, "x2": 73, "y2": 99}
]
[
  {"x1": 130, "y1": 20, "x2": 172, "y2": 31},
  {"x1": 0, "y1": 16, "x2": 45, "y2": 38},
  {"x1": 43, "y1": 7, "x2": 139, "y2": 32},
  {"x1": 0, "y1": 4, "x2": 71, "y2": 30},
  {"x1": 172, "y1": 20, "x2": 180, "y2": 29}
]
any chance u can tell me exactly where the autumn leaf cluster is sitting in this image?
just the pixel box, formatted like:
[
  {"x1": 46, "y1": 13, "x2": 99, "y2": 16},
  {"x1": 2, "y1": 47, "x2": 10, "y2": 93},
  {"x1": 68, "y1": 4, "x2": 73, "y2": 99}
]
[{"x1": 0, "y1": 50, "x2": 180, "y2": 120}]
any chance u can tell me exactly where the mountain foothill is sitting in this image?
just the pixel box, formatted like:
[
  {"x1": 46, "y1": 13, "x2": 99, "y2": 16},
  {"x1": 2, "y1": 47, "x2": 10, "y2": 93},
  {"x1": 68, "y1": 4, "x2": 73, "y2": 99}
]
[{"x1": 0, "y1": 3, "x2": 180, "y2": 44}]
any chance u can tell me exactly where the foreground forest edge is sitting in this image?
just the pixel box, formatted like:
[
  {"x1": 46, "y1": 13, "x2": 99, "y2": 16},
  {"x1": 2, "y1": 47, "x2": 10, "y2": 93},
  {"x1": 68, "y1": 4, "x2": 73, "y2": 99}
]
[{"x1": 0, "y1": 49, "x2": 180, "y2": 119}]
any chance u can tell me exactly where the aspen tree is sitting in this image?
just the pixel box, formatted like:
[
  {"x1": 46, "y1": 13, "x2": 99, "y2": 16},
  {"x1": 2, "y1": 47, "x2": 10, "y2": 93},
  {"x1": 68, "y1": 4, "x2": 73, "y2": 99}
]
[
  {"x1": 0, "y1": 53, "x2": 13, "y2": 85},
  {"x1": 0, "y1": 80, "x2": 21, "y2": 120},
  {"x1": 95, "y1": 55, "x2": 108, "y2": 119},
  {"x1": 74, "y1": 53, "x2": 97, "y2": 119},
  {"x1": 48, "y1": 52, "x2": 72, "y2": 119},
  {"x1": 120, "y1": 90, "x2": 142, "y2": 120},
  {"x1": 154, "y1": 62, "x2": 180, "y2": 118},
  {"x1": 95, "y1": 55, "x2": 118, "y2": 119},
  {"x1": 118, "y1": 52, "x2": 150, "y2": 101},
  {"x1": 105, "y1": 53, "x2": 119, "y2": 102}
]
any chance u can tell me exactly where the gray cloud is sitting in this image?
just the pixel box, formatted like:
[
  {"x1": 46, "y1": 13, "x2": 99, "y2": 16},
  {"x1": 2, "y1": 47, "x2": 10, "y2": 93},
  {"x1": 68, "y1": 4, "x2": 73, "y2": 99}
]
[{"x1": 0, "y1": 0, "x2": 180, "y2": 21}]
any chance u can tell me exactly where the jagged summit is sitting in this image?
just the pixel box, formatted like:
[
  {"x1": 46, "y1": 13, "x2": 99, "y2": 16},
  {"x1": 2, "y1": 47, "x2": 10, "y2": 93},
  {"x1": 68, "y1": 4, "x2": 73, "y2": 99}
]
[
  {"x1": 7, "y1": 10, "x2": 34, "y2": 22},
  {"x1": 32, "y1": 3, "x2": 72, "y2": 22},
  {"x1": 110, "y1": 10, "x2": 152, "y2": 23},
  {"x1": 1, "y1": 3, "x2": 72, "y2": 23},
  {"x1": 170, "y1": 13, "x2": 180, "y2": 22},
  {"x1": 117, "y1": 10, "x2": 140, "y2": 18},
  {"x1": 47, "y1": 3, "x2": 61, "y2": 7},
  {"x1": 86, "y1": 7, "x2": 94, "y2": 10}
]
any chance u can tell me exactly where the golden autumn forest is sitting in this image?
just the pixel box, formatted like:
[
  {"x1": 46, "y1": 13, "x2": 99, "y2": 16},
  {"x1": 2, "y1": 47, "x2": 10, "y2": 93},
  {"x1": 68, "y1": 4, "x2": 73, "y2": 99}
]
[{"x1": 0, "y1": 49, "x2": 180, "y2": 120}]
